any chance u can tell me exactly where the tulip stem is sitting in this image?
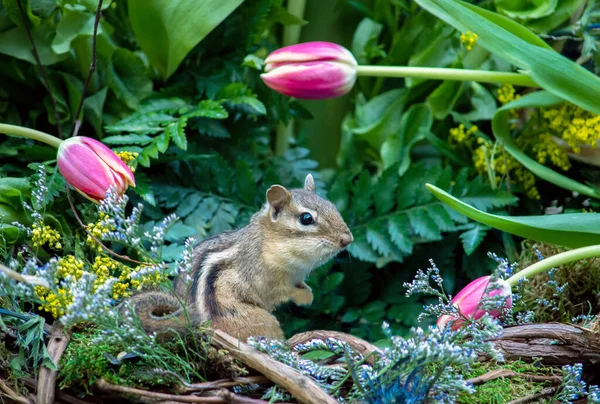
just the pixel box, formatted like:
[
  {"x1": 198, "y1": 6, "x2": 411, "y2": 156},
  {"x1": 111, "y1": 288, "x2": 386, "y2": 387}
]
[
  {"x1": 0, "y1": 123, "x2": 63, "y2": 149},
  {"x1": 355, "y1": 66, "x2": 539, "y2": 87},
  {"x1": 506, "y1": 244, "x2": 600, "y2": 287}
]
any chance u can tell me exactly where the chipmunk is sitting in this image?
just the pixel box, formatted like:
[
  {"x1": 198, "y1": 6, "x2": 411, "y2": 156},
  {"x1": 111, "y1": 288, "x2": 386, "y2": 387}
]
[{"x1": 125, "y1": 174, "x2": 353, "y2": 341}]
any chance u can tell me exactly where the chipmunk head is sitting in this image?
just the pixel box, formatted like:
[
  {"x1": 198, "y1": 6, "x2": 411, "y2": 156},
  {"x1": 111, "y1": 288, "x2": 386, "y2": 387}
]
[{"x1": 261, "y1": 174, "x2": 353, "y2": 271}]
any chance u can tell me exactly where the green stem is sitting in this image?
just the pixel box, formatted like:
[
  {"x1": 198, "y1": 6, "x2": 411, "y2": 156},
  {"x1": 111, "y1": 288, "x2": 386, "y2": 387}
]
[
  {"x1": 0, "y1": 123, "x2": 63, "y2": 149},
  {"x1": 355, "y1": 66, "x2": 539, "y2": 87},
  {"x1": 506, "y1": 244, "x2": 600, "y2": 287}
]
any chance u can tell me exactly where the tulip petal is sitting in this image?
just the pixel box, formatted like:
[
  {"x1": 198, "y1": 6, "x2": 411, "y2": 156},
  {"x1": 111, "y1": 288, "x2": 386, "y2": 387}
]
[
  {"x1": 261, "y1": 61, "x2": 357, "y2": 100},
  {"x1": 58, "y1": 142, "x2": 115, "y2": 200},
  {"x1": 264, "y1": 41, "x2": 357, "y2": 72},
  {"x1": 79, "y1": 137, "x2": 136, "y2": 187}
]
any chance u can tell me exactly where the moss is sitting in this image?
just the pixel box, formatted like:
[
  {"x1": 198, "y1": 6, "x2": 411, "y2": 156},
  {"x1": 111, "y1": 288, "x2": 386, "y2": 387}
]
[
  {"x1": 458, "y1": 360, "x2": 558, "y2": 404},
  {"x1": 58, "y1": 327, "x2": 217, "y2": 395},
  {"x1": 518, "y1": 242, "x2": 600, "y2": 324}
]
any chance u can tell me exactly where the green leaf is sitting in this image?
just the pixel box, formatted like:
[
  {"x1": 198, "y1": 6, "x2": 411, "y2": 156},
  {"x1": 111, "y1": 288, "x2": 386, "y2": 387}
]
[
  {"x1": 166, "y1": 120, "x2": 187, "y2": 150},
  {"x1": 128, "y1": 0, "x2": 244, "y2": 79},
  {"x1": 351, "y1": 17, "x2": 384, "y2": 64},
  {"x1": 321, "y1": 272, "x2": 344, "y2": 293},
  {"x1": 460, "y1": 223, "x2": 490, "y2": 255},
  {"x1": 427, "y1": 80, "x2": 464, "y2": 120},
  {"x1": 374, "y1": 166, "x2": 398, "y2": 215},
  {"x1": 107, "y1": 47, "x2": 153, "y2": 109},
  {"x1": 381, "y1": 103, "x2": 433, "y2": 174},
  {"x1": 269, "y1": 5, "x2": 308, "y2": 26},
  {"x1": 460, "y1": 82, "x2": 497, "y2": 121},
  {"x1": 3, "y1": 0, "x2": 40, "y2": 27},
  {"x1": 51, "y1": 10, "x2": 103, "y2": 54},
  {"x1": 83, "y1": 87, "x2": 108, "y2": 136},
  {"x1": 347, "y1": 230, "x2": 379, "y2": 263},
  {"x1": 102, "y1": 134, "x2": 154, "y2": 145},
  {"x1": 526, "y1": 0, "x2": 584, "y2": 33},
  {"x1": 495, "y1": 0, "x2": 557, "y2": 20},
  {"x1": 350, "y1": 171, "x2": 373, "y2": 215},
  {"x1": 388, "y1": 215, "x2": 413, "y2": 254},
  {"x1": 426, "y1": 183, "x2": 600, "y2": 248},
  {"x1": 234, "y1": 160, "x2": 256, "y2": 205},
  {"x1": 415, "y1": 0, "x2": 600, "y2": 114},
  {"x1": 492, "y1": 91, "x2": 600, "y2": 199},
  {"x1": 351, "y1": 89, "x2": 407, "y2": 151},
  {"x1": 0, "y1": 21, "x2": 67, "y2": 65},
  {"x1": 457, "y1": 0, "x2": 553, "y2": 49},
  {"x1": 301, "y1": 350, "x2": 335, "y2": 360},
  {"x1": 407, "y1": 209, "x2": 441, "y2": 240}
]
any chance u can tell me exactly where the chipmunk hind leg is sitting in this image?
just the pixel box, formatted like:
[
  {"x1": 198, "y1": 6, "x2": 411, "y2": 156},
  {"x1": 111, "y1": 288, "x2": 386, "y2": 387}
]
[
  {"x1": 212, "y1": 304, "x2": 284, "y2": 341},
  {"x1": 123, "y1": 291, "x2": 196, "y2": 335}
]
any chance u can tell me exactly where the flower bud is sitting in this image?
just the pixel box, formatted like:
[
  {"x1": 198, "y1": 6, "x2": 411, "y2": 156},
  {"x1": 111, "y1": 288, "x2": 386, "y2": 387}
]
[
  {"x1": 261, "y1": 41, "x2": 358, "y2": 100},
  {"x1": 57, "y1": 136, "x2": 136, "y2": 203},
  {"x1": 437, "y1": 276, "x2": 512, "y2": 330}
]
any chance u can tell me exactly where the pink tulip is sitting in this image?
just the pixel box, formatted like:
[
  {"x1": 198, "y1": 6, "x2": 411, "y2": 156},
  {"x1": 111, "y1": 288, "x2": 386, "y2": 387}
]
[
  {"x1": 261, "y1": 41, "x2": 358, "y2": 100},
  {"x1": 437, "y1": 276, "x2": 512, "y2": 330},
  {"x1": 57, "y1": 136, "x2": 135, "y2": 203}
]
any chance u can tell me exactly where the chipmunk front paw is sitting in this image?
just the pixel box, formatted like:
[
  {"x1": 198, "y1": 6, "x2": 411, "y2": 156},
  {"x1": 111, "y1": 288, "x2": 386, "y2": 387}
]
[{"x1": 291, "y1": 282, "x2": 313, "y2": 306}]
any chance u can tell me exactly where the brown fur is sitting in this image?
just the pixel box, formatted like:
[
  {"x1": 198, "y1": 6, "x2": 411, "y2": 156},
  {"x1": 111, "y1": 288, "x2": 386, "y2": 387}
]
[{"x1": 125, "y1": 174, "x2": 352, "y2": 341}]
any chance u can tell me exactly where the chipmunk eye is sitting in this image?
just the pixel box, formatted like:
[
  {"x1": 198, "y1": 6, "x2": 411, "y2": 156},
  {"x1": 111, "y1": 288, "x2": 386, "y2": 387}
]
[{"x1": 299, "y1": 212, "x2": 314, "y2": 225}]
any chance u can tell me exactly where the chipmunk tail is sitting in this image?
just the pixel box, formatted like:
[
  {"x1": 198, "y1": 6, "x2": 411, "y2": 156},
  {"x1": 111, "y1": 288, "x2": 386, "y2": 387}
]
[{"x1": 122, "y1": 291, "x2": 195, "y2": 335}]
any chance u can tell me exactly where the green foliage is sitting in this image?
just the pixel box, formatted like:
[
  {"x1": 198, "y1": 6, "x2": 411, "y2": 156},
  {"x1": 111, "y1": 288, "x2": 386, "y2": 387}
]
[
  {"x1": 428, "y1": 183, "x2": 600, "y2": 249},
  {"x1": 334, "y1": 163, "x2": 517, "y2": 267},
  {"x1": 492, "y1": 91, "x2": 600, "y2": 199},
  {"x1": 458, "y1": 360, "x2": 558, "y2": 403},
  {"x1": 128, "y1": 0, "x2": 244, "y2": 79},
  {"x1": 415, "y1": 0, "x2": 600, "y2": 114}
]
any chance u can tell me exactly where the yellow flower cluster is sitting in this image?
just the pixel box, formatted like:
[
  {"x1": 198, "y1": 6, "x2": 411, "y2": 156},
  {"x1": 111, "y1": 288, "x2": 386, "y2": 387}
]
[
  {"x1": 116, "y1": 265, "x2": 163, "y2": 299},
  {"x1": 86, "y1": 212, "x2": 114, "y2": 252},
  {"x1": 496, "y1": 84, "x2": 520, "y2": 105},
  {"x1": 57, "y1": 255, "x2": 85, "y2": 279},
  {"x1": 36, "y1": 255, "x2": 85, "y2": 318},
  {"x1": 36, "y1": 253, "x2": 165, "y2": 319},
  {"x1": 449, "y1": 124, "x2": 478, "y2": 145},
  {"x1": 542, "y1": 103, "x2": 600, "y2": 154},
  {"x1": 531, "y1": 133, "x2": 571, "y2": 171},
  {"x1": 35, "y1": 286, "x2": 71, "y2": 318},
  {"x1": 472, "y1": 139, "x2": 540, "y2": 200},
  {"x1": 460, "y1": 31, "x2": 478, "y2": 51},
  {"x1": 31, "y1": 223, "x2": 62, "y2": 249},
  {"x1": 116, "y1": 151, "x2": 139, "y2": 172}
]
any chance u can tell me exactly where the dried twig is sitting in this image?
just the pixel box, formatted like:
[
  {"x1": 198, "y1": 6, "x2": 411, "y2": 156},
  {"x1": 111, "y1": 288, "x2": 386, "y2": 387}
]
[
  {"x1": 506, "y1": 386, "x2": 558, "y2": 404},
  {"x1": 72, "y1": 0, "x2": 104, "y2": 137},
  {"x1": 22, "y1": 377, "x2": 89, "y2": 404},
  {"x1": 0, "y1": 263, "x2": 50, "y2": 288},
  {"x1": 36, "y1": 323, "x2": 71, "y2": 404},
  {"x1": 210, "y1": 330, "x2": 337, "y2": 404},
  {"x1": 177, "y1": 376, "x2": 271, "y2": 394},
  {"x1": 288, "y1": 330, "x2": 383, "y2": 366},
  {"x1": 0, "y1": 377, "x2": 33, "y2": 404},
  {"x1": 466, "y1": 369, "x2": 561, "y2": 386},
  {"x1": 66, "y1": 185, "x2": 150, "y2": 265},
  {"x1": 15, "y1": 0, "x2": 62, "y2": 137},
  {"x1": 96, "y1": 379, "x2": 267, "y2": 403},
  {"x1": 487, "y1": 323, "x2": 600, "y2": 365}
]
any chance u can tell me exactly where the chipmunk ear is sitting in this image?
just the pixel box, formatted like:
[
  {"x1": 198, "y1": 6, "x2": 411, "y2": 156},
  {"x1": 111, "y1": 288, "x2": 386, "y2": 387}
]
[
  {"x1": 304, "y1": 174, "x2": 315, "y2": 192},
  {"x1": 266, "y1": 185, "x2": 291, "y2": 217}
]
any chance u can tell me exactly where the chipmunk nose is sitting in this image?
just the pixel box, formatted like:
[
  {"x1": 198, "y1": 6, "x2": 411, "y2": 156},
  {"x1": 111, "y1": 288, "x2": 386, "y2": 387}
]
[{"x1": 340, "y1": 232, "x2": 353, "y2": 247}]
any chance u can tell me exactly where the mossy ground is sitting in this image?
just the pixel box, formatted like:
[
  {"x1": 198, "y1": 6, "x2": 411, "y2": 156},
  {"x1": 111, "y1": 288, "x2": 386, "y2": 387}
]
[
  {"x1": 518, "y1": 241, "x2": 600, "y2": 324},
  {"x1": 458, "y1": 360, "x2": 559, "y2": 404},
  {"x1": 58, "y1": 326, "x2": 242, "y2": 396}
]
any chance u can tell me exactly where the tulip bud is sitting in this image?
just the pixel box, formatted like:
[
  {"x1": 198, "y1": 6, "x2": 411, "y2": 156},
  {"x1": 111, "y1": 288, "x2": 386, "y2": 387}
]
[
  {"x1": 261, "y1": 41, "x2": 358, "y2": 100},
  {"x1": 57, "y1": 136, "x2": 136, "y2": 203},
  {"x1": 437, "y1": 276, "x2": 512, "y2": 330}
]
